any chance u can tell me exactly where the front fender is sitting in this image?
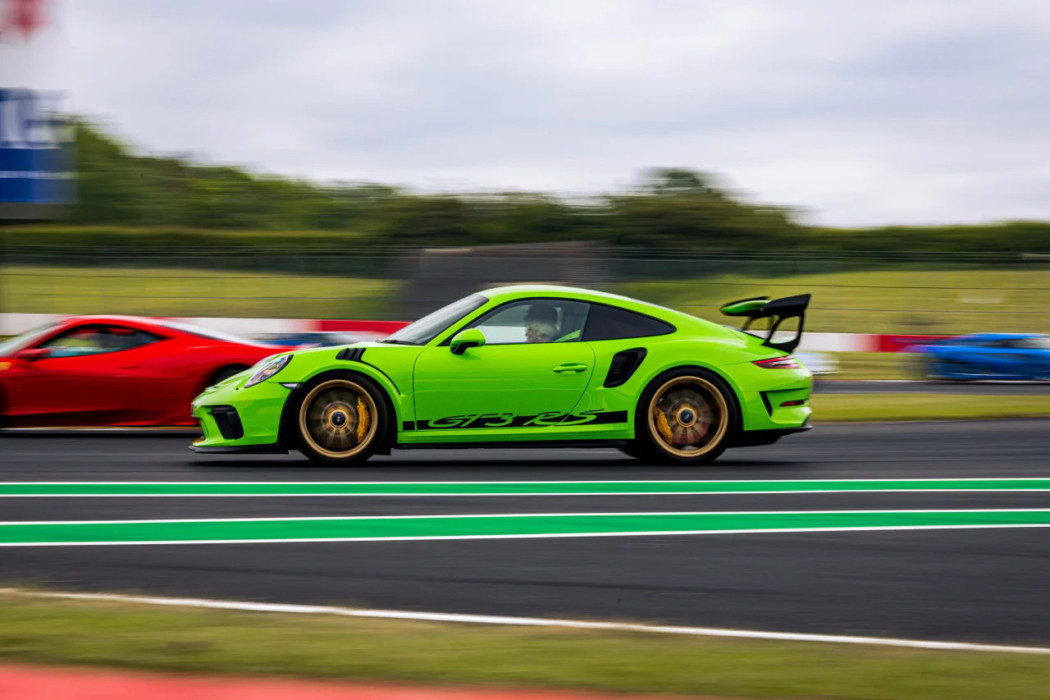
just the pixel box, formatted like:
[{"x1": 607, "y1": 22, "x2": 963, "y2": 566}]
[{"x1": 284, "y1": 363, "x2": 407, "y2": 447}]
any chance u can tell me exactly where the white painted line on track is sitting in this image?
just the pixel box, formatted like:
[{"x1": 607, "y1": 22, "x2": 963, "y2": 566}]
[
  {"x1": 6, "y1": 524, "x2": 1050, "y2": 548},
  {"x1": 11, "y1": 490, "x2": 1050, "y2": 498},
  {"x1": 1, "y1": 587, "x2": 1046, "y2": 655},
  {"x1": 7, "y1": 477, "x2": 1049, "y2": 484},
  {"x1": 5, "y1": 477, "x2": 1050, "y2": 498},
  {"x1": 5, "y1": 507, "x2": 1050, "y2": 526}
]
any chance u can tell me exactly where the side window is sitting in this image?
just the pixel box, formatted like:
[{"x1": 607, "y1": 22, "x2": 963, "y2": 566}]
[
  {"x1": 467, "y1": 299, "x2": 590, "y2": 345},
  {"x1": 41, "y1": 326, "x2": 161, "y2": 358},
  {"x1": 119, "y1": 329, "x2": 163, "y2": 351},
  {"x1": 583, "y1": 304, "x2": 675, "y2": 341}
]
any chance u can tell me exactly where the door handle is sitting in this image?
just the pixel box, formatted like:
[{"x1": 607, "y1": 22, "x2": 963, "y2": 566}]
[{"x1": 552, "y1": 363, "x2": 588, "y2": 373}]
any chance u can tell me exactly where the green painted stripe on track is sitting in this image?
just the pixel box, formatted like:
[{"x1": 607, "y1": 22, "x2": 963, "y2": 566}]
[
  {"x1": 4, "y1": 510, "x2": 1050, "y2": 545},
  {"x1": 4, "y1": 479, "x2": 1050, "y2": 497}
]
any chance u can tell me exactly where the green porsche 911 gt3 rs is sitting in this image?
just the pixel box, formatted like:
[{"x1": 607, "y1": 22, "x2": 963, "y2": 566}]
[{"x1": 191, "y1": 285, "x2": 812, "y2": 465}]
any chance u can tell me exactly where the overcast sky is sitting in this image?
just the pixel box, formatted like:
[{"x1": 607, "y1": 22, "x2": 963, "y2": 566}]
[{"x1": 52, "y1": 0, "x2": 1050, "y2": 226}]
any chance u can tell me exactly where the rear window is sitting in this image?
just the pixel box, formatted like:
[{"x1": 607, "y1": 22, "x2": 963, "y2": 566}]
[{"x1": 583, "y1": 304, "x2": 675, "y2": 341}]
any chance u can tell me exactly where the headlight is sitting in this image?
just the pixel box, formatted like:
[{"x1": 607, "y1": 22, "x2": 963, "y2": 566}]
[{"x1": 245, "y1": 355, "x2": 291, "y2": 387}]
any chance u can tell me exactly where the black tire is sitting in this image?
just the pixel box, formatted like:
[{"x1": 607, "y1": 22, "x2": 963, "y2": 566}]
[
  {"x1": 628, "y1": 367, "x2": 739, "y2": 465},
  {"x1": 294, "y1": 373, "x2": 387, "y2": 465},
  {"x1": 940, "y1": 360, "x2": 976, "y2": 382}
]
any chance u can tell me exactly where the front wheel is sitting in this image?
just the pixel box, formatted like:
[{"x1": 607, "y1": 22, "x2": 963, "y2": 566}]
[
  {"x1": 628, "y1": 369, "x2": 736, "y2": 465},
  {"x1": 296, "y1": 376, "x2": 386, "y2": 464}
]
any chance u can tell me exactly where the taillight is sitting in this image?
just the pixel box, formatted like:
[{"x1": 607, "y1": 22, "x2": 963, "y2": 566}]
[{"x1": 753, "y1": 355, "x2": 801, "y2": 369}]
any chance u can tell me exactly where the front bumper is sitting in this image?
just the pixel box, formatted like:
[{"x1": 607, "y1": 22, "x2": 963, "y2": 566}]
[{"x1": 191, "y1": 375, "x2": 292, "y2": 451}]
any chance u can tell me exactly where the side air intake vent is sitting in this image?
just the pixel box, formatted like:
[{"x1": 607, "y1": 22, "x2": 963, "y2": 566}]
[
  {"x1": 604, "y1": 348, "x2": 647, "y2": 388},
  {"x1": 209, "y1": 405, "x2": 244, "y2": 440},
  {"x1": 336, "y1": 347, "x2": 365, "y2": 361}
]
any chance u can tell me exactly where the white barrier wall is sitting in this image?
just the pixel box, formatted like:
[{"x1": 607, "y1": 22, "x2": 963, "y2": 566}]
[
  {"x1": 0, "y1": 312, "x2": 890, "y2": 351},
  {"x1": 797, "y1": 331, "x2": 876, "y2": 353}
]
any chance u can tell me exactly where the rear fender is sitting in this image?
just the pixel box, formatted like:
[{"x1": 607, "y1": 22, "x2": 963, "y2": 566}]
[{"x1": 571, "y1": 336, "x2": 787, "y2": 437}]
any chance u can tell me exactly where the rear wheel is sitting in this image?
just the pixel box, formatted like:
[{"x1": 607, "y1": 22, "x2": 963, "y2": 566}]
[
  {"x1": 628, "y1": 369, "x2": 736, "y2": 465},
  {"x1": 296, "y1": 376, "x2": 385, "y2": 464}
]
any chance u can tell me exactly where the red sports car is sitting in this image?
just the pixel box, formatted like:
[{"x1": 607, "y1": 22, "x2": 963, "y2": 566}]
[{"x1": 0, "y1": 316, "x2": 290, "y2": 427}]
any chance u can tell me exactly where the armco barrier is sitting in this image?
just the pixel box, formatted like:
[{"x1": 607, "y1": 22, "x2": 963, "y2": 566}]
[
  {"x1": 0, "y1": 313, "x2": 934, "y2": 352},
  {"x1": 874, "y1": 334, "x2": 952, "y2": 353}
]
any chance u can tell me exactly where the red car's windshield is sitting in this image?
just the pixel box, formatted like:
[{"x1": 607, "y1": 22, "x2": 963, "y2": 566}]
[{"x1": 0, "y1": 322, "x2": 59, "y2": 356}]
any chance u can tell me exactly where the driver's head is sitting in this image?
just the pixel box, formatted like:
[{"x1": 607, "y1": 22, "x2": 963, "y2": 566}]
[{"x1": 524, "y1": 304, "x2": 559, "y2": 343}]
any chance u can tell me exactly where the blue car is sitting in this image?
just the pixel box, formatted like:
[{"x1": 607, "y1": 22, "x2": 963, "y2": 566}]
[
  {"x1": 256, "y1": 332, "x2": 364, "y2": 348},
  {"x1": 911, "y1": 333, "x2": 1050, "y2": 381}
]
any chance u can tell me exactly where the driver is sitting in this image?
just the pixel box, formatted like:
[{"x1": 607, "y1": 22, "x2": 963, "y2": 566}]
[{"x1": 524, "y1": 304, "x2": 559, "y2": 343}]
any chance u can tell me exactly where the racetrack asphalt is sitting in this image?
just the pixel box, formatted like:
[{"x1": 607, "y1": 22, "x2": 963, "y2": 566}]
[{"x1": 2, "y1": 419, "x2": 1050, "y2": 646}]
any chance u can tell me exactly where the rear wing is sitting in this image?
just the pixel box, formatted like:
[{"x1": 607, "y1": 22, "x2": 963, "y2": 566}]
[{"x1": 720, "y1": 294, "x2": 811, "y2": 353}]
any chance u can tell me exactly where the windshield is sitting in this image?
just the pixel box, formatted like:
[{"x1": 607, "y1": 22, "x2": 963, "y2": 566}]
[
  {"x1": 1018, "y1": 336, "x2": 1050, "y2": 350},
  {"x1": 0, "y1": 322, "x2": 59, "y2": 356},
  {"x1": 159, "y1": 320, "x2": 259, "y2": 345},
  {"x1": 383, "y1": 294, "x2": 488, "y2": 345}
]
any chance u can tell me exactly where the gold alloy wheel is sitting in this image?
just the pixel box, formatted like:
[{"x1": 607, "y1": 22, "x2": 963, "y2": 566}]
[
  {"x1": 647, "y1": 375, "x2": 729, "y2": 458},
  {"x1": 298, "y1": 379, "x2": 378, "y2": 460}
]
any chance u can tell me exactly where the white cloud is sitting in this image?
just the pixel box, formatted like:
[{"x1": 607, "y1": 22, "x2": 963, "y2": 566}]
[{"x1": 54, "y1": 0, "x2": 1050, "y2": 225}]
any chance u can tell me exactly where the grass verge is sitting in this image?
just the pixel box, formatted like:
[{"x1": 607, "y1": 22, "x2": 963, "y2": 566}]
[
  {"x1": 815, "y1": 393, "x2": 1050, "y2": 422},
  {"x1": 5, "y1": 264, "x2": 1050, "y2": 336},
  {"x1": 617, "y1": 268, "x2": 1050, "y2": 335},
  {"x1": 3, "y1": 592, "x2": 1050, "y2": 699},
  {"x1": 0, "y1": 265, "x2": 400, "y2": 319}
]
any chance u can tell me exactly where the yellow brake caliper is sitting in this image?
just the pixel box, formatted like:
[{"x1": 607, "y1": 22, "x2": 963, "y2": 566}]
[
  {"x1": 355, "y1": 396, "x2": 371, "y2": 443},
  {"x1": 654, "y1": 408, "x2": 674, "y2": 443}
]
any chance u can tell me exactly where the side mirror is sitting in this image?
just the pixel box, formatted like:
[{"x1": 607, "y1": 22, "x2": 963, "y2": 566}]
[
  {"x1": 15, "y1": 347, "x2": 50, "y2": 361},
  {"x1": 449, "y1": 328, "x2": 486, "y2": 355}
]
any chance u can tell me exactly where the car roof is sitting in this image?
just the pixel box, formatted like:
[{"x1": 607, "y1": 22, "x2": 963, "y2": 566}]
[
  {"x1": 482, "y1": 284, "x2": 673, "y2": 313},
  {"x1": 61, "y1": 315, "x2": 226, "y2": 339},
  {"x1": 63, "y1": 315, "x2": 171, "y2": 330},
  {"x1": 477, "y1": 284, "x2": 729, "y2": 337}
]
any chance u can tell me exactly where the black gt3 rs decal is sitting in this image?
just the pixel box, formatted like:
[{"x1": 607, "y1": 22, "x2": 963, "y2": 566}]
[{"x1": 401, "y1": 410, "x2": 628, "y2": 431}]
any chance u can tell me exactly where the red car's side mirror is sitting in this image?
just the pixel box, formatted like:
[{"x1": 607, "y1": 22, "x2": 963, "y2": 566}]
[{"x1": 15, "y1": 348, "x2": 51, "y2": 361}]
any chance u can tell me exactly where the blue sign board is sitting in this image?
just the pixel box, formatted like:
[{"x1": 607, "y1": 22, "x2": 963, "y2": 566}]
[{"x1": 0, "y1": 87, "x2": 71, "y2": 208}]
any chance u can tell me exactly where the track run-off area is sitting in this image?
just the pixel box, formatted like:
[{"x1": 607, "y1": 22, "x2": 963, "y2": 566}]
[{"x1": 3, "y1": 419, "x2": 1050, "y2": 647}]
